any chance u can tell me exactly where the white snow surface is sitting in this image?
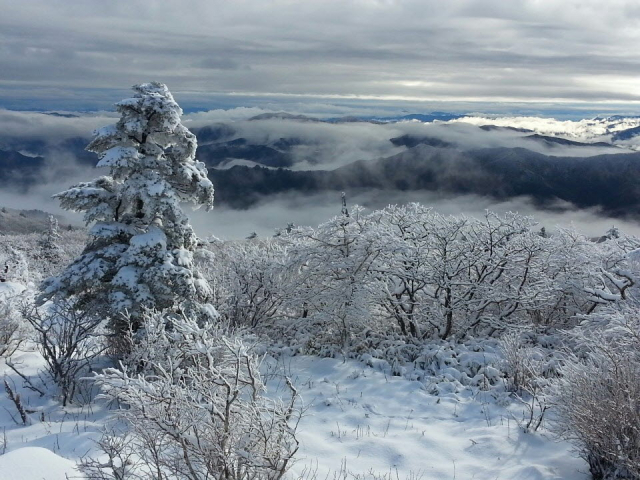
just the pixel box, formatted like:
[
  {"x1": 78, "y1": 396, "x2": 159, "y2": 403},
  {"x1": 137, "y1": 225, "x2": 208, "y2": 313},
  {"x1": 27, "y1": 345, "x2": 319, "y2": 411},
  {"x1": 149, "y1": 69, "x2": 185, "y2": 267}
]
[
  {"x1": 449, "y1": 115, "x2": 640, "y2": 147},
  {"x1": 272, "y1": 356, "x2": 587, "y2": 480},
  {"x1": 0, "y1": 347, "x2": 587, "y2": 479},
  {"x1": 0, "y1": 281, "x2": 25, "y2": 298},
  {"x1": 215, "y1": 158, "x2": 279, "y2": 169},
  {"x1": 0, "y1": 447, "x2": 80, "y2": 480},
  {"x1": 0, "y1": 349, "x2": 100, "y2": 480}
]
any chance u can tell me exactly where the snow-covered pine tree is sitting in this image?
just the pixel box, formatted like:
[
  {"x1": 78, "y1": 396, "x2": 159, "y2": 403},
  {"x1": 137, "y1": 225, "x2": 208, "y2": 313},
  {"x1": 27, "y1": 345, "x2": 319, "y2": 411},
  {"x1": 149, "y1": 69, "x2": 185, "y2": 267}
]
[
  {"x1": 39, "y1": 82, "x2": 215, "y2": 330},
  {"x1": 39, "y1": 214, "x2": 61, "y2": 262},
  {"x1": 605, "y1": 225, "x2": 620, "y2": 240}
]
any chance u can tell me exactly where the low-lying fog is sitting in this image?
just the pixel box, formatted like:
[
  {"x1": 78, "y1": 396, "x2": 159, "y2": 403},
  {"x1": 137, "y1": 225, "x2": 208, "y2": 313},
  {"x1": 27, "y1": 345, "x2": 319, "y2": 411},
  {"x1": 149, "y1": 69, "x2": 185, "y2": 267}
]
[
  {"x1": 190, "y1": 190, "x2": 640, "y2": 240},
  {"x1": 1, "y1": 107, "x2": 639, "y2": 240}
]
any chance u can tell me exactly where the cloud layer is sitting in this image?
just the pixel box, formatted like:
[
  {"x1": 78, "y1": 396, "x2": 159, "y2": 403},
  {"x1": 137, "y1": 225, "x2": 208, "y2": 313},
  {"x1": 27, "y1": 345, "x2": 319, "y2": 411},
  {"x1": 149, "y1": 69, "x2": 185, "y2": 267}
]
[
  {"x1": 190, "y1": 190, "x2": 640, "y2": 240},
  {"x1": 1, "y1": 109, "x2": 637, "y2": 241},
  {"x1": 2, "y1": 0, "x2": 640, "y2": 112}
]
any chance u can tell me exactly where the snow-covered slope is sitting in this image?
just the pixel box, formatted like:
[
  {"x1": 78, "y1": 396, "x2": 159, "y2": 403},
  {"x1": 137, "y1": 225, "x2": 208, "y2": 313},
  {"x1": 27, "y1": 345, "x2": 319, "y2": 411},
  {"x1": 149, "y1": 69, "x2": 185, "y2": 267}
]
[
  {"x1": 0, "y1": 447, "x2": 80, "y2": 480},
  {"x1": 0, "y1": 208, "x2": 74, "y2": 235},
  {"x1": 450, "y1": 115, "x2": 640, "y2": 149}
]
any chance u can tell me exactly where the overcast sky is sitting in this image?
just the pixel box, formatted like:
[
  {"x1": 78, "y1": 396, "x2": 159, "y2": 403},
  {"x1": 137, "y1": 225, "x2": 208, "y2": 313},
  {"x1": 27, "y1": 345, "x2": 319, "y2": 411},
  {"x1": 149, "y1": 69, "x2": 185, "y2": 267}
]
[{"x1": 2, "y1": 0, "x2": 640, "y2": 114}]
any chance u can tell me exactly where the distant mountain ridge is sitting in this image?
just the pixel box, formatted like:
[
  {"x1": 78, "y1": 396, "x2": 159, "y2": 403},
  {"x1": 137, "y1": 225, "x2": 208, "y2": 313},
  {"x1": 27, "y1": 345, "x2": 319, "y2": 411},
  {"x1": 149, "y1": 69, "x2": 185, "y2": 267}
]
[
  {"x1": 370, "y1": 112, "x2": 466, "y2": 123},
  {"x1": 208, "y1": 144, "x2": 640, "y2": 218},
  {"x1": 247, "y1": 111, "x2": 466, "y2": 124},
  {"x1": 0, "y1": 150, "x2": 45, "y2": 190}
]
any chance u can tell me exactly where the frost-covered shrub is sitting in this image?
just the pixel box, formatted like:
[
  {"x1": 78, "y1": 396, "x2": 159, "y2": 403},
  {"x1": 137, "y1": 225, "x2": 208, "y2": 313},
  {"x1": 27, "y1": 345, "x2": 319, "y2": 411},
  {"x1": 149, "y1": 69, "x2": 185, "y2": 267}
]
[
  {"x1": 499, "y1": 333, "x2": 551, "y2": 432},
  {"x1": 0, "y1": 230, "x2": 86, "y2": 283},
  {"x1": 283, "y1": 207, "x2": 381, "y2": 351},
  {"x1": 87, "y1": 311, "x2": 300, "y2": 480},
  {"x1": 0, "y1": 245, "x2": 29, "y2": 284},
  {"x1": 38, "y1": 215, "x2": 62, "y2": 263},
  {"x1": 200, "y1": 238, "x2": 291, "y2": 330},
  {"x1": 363, "y1": 336, "x2": 503, "y2": 389},
  {"x1": 372, "y1": 207, "x2": 551, "y2": 339},
  {"x1": 0, "y1": 289, "x2": 28, "y2": 357},
  {"x1": 553, "y1": 302, "x2": 640, "y2": 479},
  {"x1": 500, "y1": 333, "x2": 547, "y2": 394},
  {"x1": 22, "y1": 298, "x2": 106, "y2": 406},
  {"x1": 369, "y1": 205, "x2": 638, "y2": 340}
]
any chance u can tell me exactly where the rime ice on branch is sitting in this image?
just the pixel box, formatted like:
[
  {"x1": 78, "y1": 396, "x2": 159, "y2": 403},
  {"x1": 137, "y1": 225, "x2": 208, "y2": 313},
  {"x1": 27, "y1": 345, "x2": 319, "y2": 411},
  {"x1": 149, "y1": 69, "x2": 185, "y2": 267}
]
[{"x1": 39, "y1": 83, "x2": 215, "y2": 319}]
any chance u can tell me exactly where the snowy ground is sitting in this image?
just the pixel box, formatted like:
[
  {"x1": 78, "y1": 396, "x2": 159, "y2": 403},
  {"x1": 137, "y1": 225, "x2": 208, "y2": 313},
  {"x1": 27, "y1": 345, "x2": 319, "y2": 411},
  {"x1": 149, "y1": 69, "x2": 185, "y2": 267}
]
[
  {"x1": 275, "y1": 356, "x2": 588, "y2": 480},
  {"x1": 0, "y1": 281, "x2": 26, "y2": 298},
  {"x1": 0, "y1": 348, "x2": 588, "y2": 480},
  {"x1": 0, "y1": 348, "x2": 106, "y2": 480}
]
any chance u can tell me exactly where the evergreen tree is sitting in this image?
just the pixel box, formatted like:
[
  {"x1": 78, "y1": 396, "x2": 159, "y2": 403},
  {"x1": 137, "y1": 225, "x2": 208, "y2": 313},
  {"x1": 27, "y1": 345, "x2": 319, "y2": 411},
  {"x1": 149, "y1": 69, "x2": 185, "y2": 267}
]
[
  {"x1": 39, "y1": 83, "x2": 215, "y2": 326},
  {"x1": 605, "y1": 225, "x2": 620, "y2": 240},
  {"x1": 39, "y1": 214, "x2": 61, "y2": 262}
]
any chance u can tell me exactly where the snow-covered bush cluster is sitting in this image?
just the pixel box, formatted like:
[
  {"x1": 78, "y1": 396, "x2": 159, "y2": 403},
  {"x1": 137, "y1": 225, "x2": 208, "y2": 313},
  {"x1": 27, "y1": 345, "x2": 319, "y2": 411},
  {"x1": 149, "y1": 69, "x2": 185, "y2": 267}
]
[
  {"x1": 0, "y1": 284, "x2": 28, "y2": 358},
  {"x1": 21, "y1": 298, "x2": 106, "y2": 406},
  {"x1": 204, "y1": 238, "x2": 291, "y2": 330},
  {"x1": 0, "y1": 228, "x2": 85, "y2": 360},
  {"x1": 201, "y1": 204, "x2": 638, "y2": 352},
  {"x1": 0, "y1": 244, "x2": 30, "y2": 286},
  {"x1": 553, "y1": 301, "x2": 640, "y2": 479},
  {"x1": 0, "y1": 228, "x2": 85, "y2": 283},
  {"x1": 81, "y1": 310, "x2": 300, "y2": 480}
]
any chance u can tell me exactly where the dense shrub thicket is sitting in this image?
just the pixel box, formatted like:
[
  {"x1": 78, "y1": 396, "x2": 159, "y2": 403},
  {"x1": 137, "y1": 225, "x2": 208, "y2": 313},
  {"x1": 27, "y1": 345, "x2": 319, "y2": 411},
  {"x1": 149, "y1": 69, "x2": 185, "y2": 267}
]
[{"x1": 203, "y1": 205, "x2": 637, "y2": 347}]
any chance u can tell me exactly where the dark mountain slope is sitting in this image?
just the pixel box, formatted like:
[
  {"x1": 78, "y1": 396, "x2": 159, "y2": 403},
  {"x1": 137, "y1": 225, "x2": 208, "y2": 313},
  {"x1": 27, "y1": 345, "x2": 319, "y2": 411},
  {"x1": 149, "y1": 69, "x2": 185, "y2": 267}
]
[
  {"x1": 210, "y1": 145, "x2": 640, "y2": 217},
  {"x1": 0, "y1": 150, "x2": 46, "y2": 189}
]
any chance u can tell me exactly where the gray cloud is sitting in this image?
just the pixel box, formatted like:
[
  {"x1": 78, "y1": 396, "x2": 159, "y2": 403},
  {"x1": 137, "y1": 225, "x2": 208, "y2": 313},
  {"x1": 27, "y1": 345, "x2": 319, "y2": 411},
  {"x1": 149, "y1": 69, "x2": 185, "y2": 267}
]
[
  {"x1": 0, "y1": 109, "x2": 115, "y2": 142},
  {"x1": 215, "y1": 117, "x2": 628, "y2": 171},
  {"x1": 196, "y1": 58, "x2": 249, "y2": 71},
  {"x1": 2, "y1": 0, "x2": 640, "y2": 111}
]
